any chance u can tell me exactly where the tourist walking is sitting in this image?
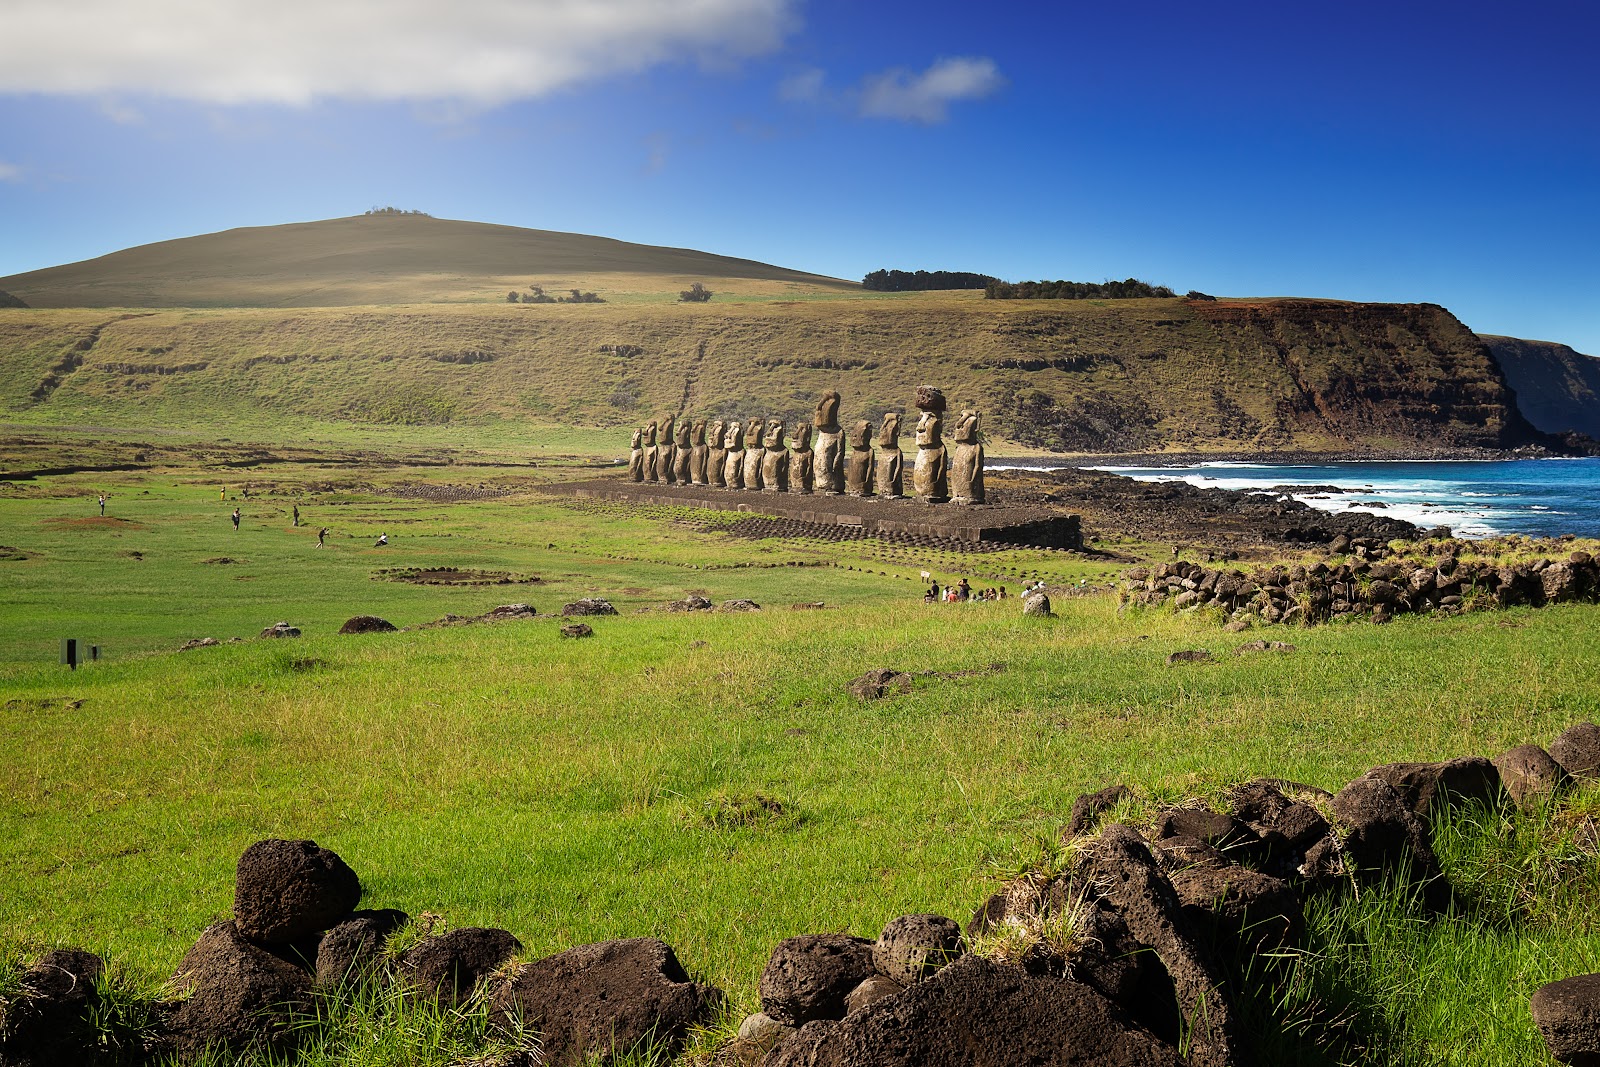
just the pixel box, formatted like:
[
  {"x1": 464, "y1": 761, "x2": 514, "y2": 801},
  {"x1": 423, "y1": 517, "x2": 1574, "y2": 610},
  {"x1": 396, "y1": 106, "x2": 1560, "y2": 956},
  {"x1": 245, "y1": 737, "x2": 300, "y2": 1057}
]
[
  {"x1": 97, "y1": 493, "x2": 106, "y2": 516},
  {"x1": 292, "y1": 504, "x2": 300, "y2": 527},
  {"x1": 231, "y1": 508, "x2": 240, "y2": 532},
  {"x1": 316, "y1": 527, "x2": 328, "y2": 548}
]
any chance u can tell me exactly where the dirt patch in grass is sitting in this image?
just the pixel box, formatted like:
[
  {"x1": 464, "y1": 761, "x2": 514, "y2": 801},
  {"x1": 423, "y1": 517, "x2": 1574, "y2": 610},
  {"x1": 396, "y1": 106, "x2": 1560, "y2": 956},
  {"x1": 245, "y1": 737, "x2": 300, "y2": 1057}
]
[
  {"x1": 374, "y1": 567, "x2": 540, "y2": 586},
  {"x1": 5, "y1": 696, "x2": 84, "y2": 712},
  {"x1": 0, "y1": 545, "x2": 34, "y2": 561},
  {"x1": 41, "y1": 516, "x2": 145, "y2": 530},
  {"x1": 202, "y1": 556, "x2": 245, "y2": 564}
]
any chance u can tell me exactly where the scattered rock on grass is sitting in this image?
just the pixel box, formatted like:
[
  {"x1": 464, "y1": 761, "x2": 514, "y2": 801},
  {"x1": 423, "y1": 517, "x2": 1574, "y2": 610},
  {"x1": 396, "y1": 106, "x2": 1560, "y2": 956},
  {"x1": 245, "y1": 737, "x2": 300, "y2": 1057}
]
[
  {"x1": 234, "y1": 838, "x2": 361, "y2": 945},
  {"x1": 259, "y1": 622, "x2": 301, "y2": 639},
  {"x1": 873, "y1": 914, "x2": 964, "y2": 986},
  {"x1": 1021, "y1": 592, "x2": 1052, "y2": 618},
  {"x1": 718, "y1": 598, "x2": 762, "y2": 612},
  {"x1": 848, "y1": 669, "x2": 912, "y2": 701},
  {"x1": 488, "y1": 937, "x2": 719, "y2": 1067},
  {"x1": 170, "y1": 921, "x2": 313, "y2": 1054},
  {"x1": 399, "y1": 927, "x2": 521, "y2": 1008},
  {"x1": 1494, "y1": 744, "x2": 1568, "y2": 809},
  {"x1": 1531, "y1": 972, "x2": 1600, "y2": 1067},
  {"x1": 1068, "y1": 784, "x2": 1132, "y2": 836},
  {"x1": 665, "y1": 595, "x2": 713, "y2": 612},
  {"x1": 1550, "y1": 723, "x2": 1600, "y2": 780},
  {"x1": 0, "y1": 948, "x2": 107, "y2": 1066},
  {"x1": 1234, "y1": 640, "x2": 1296, "y2": 654},
  {"x1": 178, "y1": 637, "x2": 220, "y2": 651},
  {"x1": 562, "y1": 598, "x2": 617, "y2": 617},
  {"x1": 1331, "y1": 777, "x2": 1450, "y2": 910},
  {"x1": 1165, "y1": 649, "x2": 1213, "y2": 665},
  {"x1": 339, "y1": 615, "x2": 397, "y2": 634},
  {"x1": 315, "y1": 909, "x2": 409, "y2": 990},
  {"x1": 560, "y1": 623, "x2": 593, "y2": 638},
  {"x1": 1364, "y1": 757, "x2": 1504, "y2": 818},
  {"x1": 760, "y1": 933, "x2": 877, "y2": 1026}
]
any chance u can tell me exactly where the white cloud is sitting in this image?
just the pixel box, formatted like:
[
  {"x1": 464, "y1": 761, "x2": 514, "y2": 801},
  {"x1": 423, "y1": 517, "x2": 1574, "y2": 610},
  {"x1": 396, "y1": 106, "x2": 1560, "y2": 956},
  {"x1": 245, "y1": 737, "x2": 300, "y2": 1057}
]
[
  {"x1": 0, "y1": 0, "x2": 798, "y2": 106},
  {"x1": 859, "y1": 56, "x2": 1004, "y2": 123},
  {"x1": 0, "y1": 162, "x2": 21, "y2": 182}
]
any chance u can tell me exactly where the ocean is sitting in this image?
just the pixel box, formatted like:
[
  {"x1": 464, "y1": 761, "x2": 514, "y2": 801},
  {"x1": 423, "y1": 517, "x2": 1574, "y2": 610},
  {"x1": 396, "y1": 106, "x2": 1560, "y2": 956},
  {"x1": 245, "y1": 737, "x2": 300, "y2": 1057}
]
[{"x1": 991, "y1": 458, "x2": 1600, "y2": 540}]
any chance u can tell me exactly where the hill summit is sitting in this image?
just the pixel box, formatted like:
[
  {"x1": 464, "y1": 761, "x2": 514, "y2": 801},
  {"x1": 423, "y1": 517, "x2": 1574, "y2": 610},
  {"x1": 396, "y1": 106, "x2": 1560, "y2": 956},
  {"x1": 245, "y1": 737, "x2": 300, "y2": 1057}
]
[{"x1": 0, "y1": 214, "x2": 856, "y2": 309}]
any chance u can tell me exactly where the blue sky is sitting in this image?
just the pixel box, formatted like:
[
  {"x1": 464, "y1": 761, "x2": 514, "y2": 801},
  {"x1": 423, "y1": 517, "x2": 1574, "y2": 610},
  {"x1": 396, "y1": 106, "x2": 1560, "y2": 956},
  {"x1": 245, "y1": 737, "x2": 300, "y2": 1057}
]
[{"x1": 2, "y1": 0, "x2": 1596, "y2": 352}]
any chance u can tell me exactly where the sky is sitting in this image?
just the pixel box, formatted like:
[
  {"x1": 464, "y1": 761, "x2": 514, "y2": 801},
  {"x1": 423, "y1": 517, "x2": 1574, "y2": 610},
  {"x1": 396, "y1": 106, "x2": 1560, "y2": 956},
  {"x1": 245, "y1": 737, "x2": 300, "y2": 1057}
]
[{"x1": 1, "y1": 0, "x2": 1597, "y2": 352}]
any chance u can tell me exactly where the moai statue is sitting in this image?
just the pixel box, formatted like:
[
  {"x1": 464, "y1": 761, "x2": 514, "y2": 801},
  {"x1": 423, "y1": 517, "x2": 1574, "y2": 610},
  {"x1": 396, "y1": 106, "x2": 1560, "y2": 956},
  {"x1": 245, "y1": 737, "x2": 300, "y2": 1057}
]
[
  {"x1": 742, "y1": 417, "x2": 766, "y2": 491},
  {"x1": 845, "y1": 419, "x2": 875, "y2": 497},
  {"x1": 644, "y1": 421, "x2": 660, "y2": 482},
  {"x1": 707, "y1": 419, "x2": 728, "y2": 488},
  {"x1": 875, "y1": 413, "x2": 904, "y2": 498},
  {"x1": 788, "y1": 421, "x2": 815, "y2": 494},
  {"x1": 913, "y1": 386, "x2": 949, "y2": 504},
  {"x1": 657, "y1": 413, "x2": 678, "y2": 485},
  {"x1": 628, "y1": 427, "x2": 645, "y2": 483},
  {"x1": 689, "y1": 420, "x2": 710, "y2": 485},
  {"x1": 722, "y1": 422, "x2": 746, "y2": 490},
  {"x1": 673, "y1": 420, "x2": 693, "y2": 484},
  {"x1": 950, "y1": 410, "x2": 986, "y2": 505},
  {"x1": 761, "y1": 419, "x2": 788, "y2": 492},
  {"x1": 812, "y1": 391, "x2": 845, "y2": 495}
]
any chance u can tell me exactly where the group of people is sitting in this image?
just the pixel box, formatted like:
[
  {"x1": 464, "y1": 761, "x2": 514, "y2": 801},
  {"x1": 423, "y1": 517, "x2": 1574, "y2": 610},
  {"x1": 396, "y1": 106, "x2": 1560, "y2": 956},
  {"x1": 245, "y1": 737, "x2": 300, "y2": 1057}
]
[{"x1": 923, "y1": 578, "x2": 1010, "y2": 604}]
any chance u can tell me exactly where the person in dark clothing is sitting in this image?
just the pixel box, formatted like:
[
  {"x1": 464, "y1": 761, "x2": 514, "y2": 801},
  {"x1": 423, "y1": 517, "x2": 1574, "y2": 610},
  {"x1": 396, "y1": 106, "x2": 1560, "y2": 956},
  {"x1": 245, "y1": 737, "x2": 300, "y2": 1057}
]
[
  {"x1": 957, "y1": 578, "x2": 971, "y2": 601},
  {"x1": 231, "y1": 508, "x2": 241, "y2": 531},
  {"x1": 292, "y1": 504, "x2": 300, "y2": 527},
  {"x1": 316, "y1": 527, "x2": 328, "y2": 548},
  {"x1": 98, "y1": 493, "x2": 106, "y2": 516}
]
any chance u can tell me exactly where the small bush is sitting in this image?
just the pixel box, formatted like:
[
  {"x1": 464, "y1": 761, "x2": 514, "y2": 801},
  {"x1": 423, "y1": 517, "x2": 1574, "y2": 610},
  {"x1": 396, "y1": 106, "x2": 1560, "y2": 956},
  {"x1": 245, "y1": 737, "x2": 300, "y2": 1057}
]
[{"x1": 679, "y1": 283, "x2": 713, "y2": 303}]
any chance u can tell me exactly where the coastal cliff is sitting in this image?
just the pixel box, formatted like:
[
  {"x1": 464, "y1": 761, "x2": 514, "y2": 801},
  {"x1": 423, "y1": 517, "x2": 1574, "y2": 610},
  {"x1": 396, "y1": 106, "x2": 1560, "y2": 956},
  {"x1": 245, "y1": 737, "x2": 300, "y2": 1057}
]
[{"x1": 1481, "y1": 335, "x2": 1600, "y2": 441}]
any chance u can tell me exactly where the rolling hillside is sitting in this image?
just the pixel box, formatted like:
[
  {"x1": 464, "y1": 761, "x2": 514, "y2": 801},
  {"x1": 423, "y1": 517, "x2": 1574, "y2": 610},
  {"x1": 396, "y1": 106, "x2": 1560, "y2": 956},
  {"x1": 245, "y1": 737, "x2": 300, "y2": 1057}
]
[
  {"x1": 0, "y1": 214, "x2": 858, "y2": 308},
  {"x1": 0, "y1": 296, "x2": 1545, "y2": 455}
]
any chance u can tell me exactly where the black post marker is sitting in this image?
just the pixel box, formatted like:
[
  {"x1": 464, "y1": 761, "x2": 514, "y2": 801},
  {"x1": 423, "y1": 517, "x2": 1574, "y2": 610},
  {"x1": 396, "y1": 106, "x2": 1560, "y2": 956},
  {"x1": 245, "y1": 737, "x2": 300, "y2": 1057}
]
[{"x1": 60, "y1": 637, "x2": 78, "y2": 670}]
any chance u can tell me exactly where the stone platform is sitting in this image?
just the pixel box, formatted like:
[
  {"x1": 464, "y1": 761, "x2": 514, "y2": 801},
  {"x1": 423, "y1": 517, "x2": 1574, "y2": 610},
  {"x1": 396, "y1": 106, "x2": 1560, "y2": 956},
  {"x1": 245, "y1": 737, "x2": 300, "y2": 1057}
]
[{"x1": 549, "y1": 479, "x2": 1082, "y2": 549}]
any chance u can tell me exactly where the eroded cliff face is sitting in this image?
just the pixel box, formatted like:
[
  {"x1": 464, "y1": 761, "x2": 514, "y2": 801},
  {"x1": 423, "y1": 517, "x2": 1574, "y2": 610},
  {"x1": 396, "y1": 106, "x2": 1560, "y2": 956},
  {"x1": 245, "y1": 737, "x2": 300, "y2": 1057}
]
[{"x1": 1481, "y1": 335, "x2": 1600, "y2": 440}]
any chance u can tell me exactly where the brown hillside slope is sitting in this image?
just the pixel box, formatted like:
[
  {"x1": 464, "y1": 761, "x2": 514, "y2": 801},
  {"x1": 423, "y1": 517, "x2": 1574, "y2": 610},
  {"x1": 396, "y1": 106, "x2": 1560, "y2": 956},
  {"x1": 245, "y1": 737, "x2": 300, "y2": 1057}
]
[
  {"x1": 0, "y1": 215, "x2": 857, "y2": 308},
  {"x1": 1481, "y1": 335, "x2": 1600, "y2": 440},
  {"x1": 0, "y1": 297, "x2": 1540, "y2": 454}
]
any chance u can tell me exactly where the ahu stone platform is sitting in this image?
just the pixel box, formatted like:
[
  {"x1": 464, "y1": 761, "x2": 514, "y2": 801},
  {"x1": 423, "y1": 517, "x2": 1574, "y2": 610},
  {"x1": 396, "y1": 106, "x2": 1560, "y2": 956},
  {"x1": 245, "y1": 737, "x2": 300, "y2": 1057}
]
[{"x1": 550, "y1": 480, "x2": 1082, "y2": 549}]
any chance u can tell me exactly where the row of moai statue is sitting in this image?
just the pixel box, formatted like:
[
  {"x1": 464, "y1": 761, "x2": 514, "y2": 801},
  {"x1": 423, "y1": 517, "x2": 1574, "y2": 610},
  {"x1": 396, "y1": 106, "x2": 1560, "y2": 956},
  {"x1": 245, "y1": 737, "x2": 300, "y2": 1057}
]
[{"x1": 625, "y1": 388, "x2": 984, "y2": 504}]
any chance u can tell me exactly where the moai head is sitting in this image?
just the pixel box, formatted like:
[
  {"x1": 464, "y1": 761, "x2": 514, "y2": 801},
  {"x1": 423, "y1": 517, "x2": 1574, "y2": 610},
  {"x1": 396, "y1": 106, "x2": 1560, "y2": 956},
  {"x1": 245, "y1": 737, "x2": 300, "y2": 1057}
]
[
  {"x1": 791, "y1": 420, "x2": 813, "y2": 451},
  {"x1": 849, "y1": 419, "x2": 873, "y2": 450},
  {"x1": 645, "y1": 420, "x2": 658, "y2": 447},
  {"x1": 659, "y1": 413, "x2": 676, "y2": 440},
  {"x1": 954, "y1": 410, "x2": 981, "y2": 444},
  {"x1": 707, "y1": 419, "x2": 725, "y2": 449},
  {"x1": 877, "y1": 412, "x2": 902, "y2": 448},
  {"x1": 691, "y1": 419, "x2": 707, "y2": 446},
  {"x1": 815, "y1": 391, "x2": 841, "y2": 432},
  {"x1": 914, "y1": 385, "x2": 947, "y2": 414},
  {"x1": 916, "y1": 410, "x2": 943, "y2": 447},
  {"x1": 631, "y1": 428, "x2": 643, "y2": 450},
  {"x1": 763, "y1": 419, "x2": 786, "y2": 450},
  {"x1": 675, "y1": 420, "x2": 691, "y2": 448},
  {"x1": 725, "y1": 422, "x2": 745, "y2": 449}
]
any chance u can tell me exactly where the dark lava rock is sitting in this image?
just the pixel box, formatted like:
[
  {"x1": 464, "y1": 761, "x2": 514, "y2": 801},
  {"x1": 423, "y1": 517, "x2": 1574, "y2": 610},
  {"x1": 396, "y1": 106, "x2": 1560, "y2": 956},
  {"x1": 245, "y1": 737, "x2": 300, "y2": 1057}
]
[
  {"x1": 759, "y1": 933, "x2": 877, "y2": 1026},
  {"x1": 872, "y1": 914, "x2": 964, "y2": 986},
  {"x1": 487, "y1": 937, "x2": 718, "y2": 1066},
  {"x1": 1165, "y1": 649, "x2": 1213, "y2": 665},
  {"x1": 338, "y1": 615, "x2": 398, "y2": 634},
  {"x1": 1551, "y1": 723, "x2": 1600, "y2": 780},
  {"x1": 398, "y1": 927, "x2": 521, "y2": 1008},
  {"x1": 234, "y1": 839, "x2": 361, "y2": 945},
  {"x1": 1531, "y1": 972, "x2": 1600, "y2": 1066},
  {"x1": 178, "y1": 637, "x2": 220, "y2": 650},
  {"x1": 258, "y1": 622, "x2": 301, "y2": 638},
  {"x1": 1365, "y1": 756, "x2": 1505, "y2": 817},
  {"x1": 1082, "y1": 824, "x2": 1247, "y2": 1067},
  {"x1": 1154, "y1": 807, "x2": 1258, "y2": 857},
  {"x1": 718, "y1": 598, "x2": 762, "y2": 612},
  {"x1": 1494, "y1": 744, "x2": 1569, "y2": 808},
  {"x1": 763, "y1": 954, "x2": 1183, "y2": 1067},
  {"x1": 483, "y1": 603, "x2": 537, "y2": 620},
  {"x1": 314, "y1": 908, "x2": 408, "y2": 989},
  {"x1": 1331, "y1": 777, "x2": 1449, "y2": 910},
  {"x1": 1168, "y1": 863, "x2": 1302, "y2": 951},
  {"x1": 561, "y1": 598, "x2": 618, "y2": 616},
  {"x1": 848, "y1": 668, "x2": 912, "y2": 701},
  {"x1": 1068, "y1": 784, "x2": 1132, "y2": 836},
  {"x1": 0, "y1": 948, "x2": 108, "y2": 1067},
  {"x1": 169, "y1": 921, "x2": 313, "y2": 1055},
  {"x1": 665, "y1": 595, "x2": 714, "y2": 612},
  {"x1": 560, "y1": 623, "x2": 594, "y2": 638}
]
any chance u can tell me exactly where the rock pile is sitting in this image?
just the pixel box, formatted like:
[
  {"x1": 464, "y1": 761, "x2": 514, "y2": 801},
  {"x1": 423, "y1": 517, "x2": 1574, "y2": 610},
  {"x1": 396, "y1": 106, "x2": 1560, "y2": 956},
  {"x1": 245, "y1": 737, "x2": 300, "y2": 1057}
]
[{"x1": 1123, "y1": 550, "x2": 1600, "y2": 625}]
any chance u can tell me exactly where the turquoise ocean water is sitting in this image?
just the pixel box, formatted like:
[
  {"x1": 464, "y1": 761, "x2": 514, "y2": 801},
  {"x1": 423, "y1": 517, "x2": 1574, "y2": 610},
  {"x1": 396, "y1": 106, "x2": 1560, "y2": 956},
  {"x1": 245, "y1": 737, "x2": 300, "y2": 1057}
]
[{"x1": 992, "y1": 458, "x2": 1600, "y2": 539}]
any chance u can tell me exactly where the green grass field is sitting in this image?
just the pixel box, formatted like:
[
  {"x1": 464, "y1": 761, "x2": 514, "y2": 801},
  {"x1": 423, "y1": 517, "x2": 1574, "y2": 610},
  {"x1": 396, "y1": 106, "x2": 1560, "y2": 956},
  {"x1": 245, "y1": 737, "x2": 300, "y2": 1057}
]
[{"x1": 4, "y1": 443, "x2": 1600, "y2": 1064}]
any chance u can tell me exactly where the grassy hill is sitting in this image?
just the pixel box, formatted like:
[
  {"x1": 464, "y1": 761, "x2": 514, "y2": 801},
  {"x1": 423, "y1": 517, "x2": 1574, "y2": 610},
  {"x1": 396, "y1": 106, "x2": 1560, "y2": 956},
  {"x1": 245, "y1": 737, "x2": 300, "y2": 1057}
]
[
  {"x1": 0, "y1": 214, "x2": 858, "y2": 309},
  {"x1": 0, "y1": 295, "x2": 1538, "y2": 455}
]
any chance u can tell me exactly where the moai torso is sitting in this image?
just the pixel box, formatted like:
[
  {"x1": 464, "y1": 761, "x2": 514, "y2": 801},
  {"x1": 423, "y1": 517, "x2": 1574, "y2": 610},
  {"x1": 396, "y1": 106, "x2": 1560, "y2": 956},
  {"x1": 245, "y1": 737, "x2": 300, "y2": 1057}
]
[
  {"x1": 788, "y1": 421, "x2": 814, "y2": 494},
  {"x1": 761, "y1": 420, "x2": 788, "y2": 492},
  {"x1": 812, "y1": 391, "x2": 845, "y2": 495},
  {"x1": 913, "y1": 410, "x2": 949, "y2": 503},
  {"x1": 706, "y1": 420, "x2": 727, "y2": 488},
  {"x1": 875, "y1": 413, "x2": 904, "y2": 498},
  {"x1": 689, "y1": 420, "x2": 709, "y2": 485},
  {"x1": 722, "y1": 423, "x2": 746, "y2": 490},
  {"x1": 644, "y1": 421, "x2": 660, "y2": 482},
  {"x1": 950, "y1": 411, "x2": 985, "y2": 505},
  {"x1": 741, "y1": 417, "x2": 765, "y2": 491},
  {"x1": 673, "y1": 422, "x2": 693, "y2": 484},
  {"x1": 628, "y1": 427, "x2": 645, "y2": 482},
  {"x1": 845, "y1": 419, "x2": 875, "y2": 497},
  {"x1": 657, "y1": 414, "x2": 677, "y2": 484}
]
